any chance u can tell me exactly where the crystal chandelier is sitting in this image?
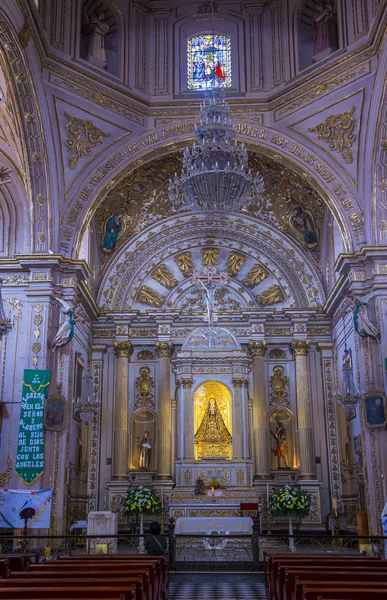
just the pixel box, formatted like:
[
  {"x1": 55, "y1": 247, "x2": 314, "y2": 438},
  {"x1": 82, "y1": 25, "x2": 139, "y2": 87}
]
[
  {"x1": 0, "y1": 278, "x2": 13, "y2": 339},
  {"x1": 168, "y1": 87, "x2": 264, "y2": 213}
]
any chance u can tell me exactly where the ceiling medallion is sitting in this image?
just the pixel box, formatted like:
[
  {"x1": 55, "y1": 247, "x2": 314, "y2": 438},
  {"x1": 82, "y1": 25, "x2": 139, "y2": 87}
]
[{"x1": 168, "y1": 88, "x2": 264, "y2": 214}]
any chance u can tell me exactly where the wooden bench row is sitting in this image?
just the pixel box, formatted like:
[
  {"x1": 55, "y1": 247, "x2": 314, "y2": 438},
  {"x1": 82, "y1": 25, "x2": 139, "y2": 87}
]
[
  {"x1": 267, "y1": 553, "x2": 387, "y2": 600},
  {"x1": 0, "y1": 554, "x2": 167, "y2": 600}
]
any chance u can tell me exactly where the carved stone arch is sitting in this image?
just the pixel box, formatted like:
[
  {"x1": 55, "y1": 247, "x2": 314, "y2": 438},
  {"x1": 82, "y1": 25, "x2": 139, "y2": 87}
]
[
  {"x1": 97, "y1": 214, "x2": 325, "y2": 311},
  {"x1": 0, "y1": 6, "x2": 52, "y2": 253},
  {"x1": 0, "y1": 158, "x2": 31, "y2": 256},
  {"x1": 80, "y1": 0, "x2": 123, "y2": 77}
]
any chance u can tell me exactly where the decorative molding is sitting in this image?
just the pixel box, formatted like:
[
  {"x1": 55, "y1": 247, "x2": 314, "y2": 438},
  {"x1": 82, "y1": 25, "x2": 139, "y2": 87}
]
[
  {"x1": 308, "y1": 108, "x2": 356, "y2": 164},
  {"x1": 269, "y1": 365, "x2": 289, "y2": 407},
  {"x1": 135, "y1": 366, "x2": 154, "y2": 407},
  {"x1": 181, "y1": 378, "x2": 193, "y2": 389},
  {"x1": 137, "y1": 350, "x2": 155, "y2": 360},
  {"x1": 256, "y1": 284, "x2": 284, "y2": 306},
  {"x1": 151, "y1": 264, "x2": 177, "y2": 289},
  {"x1": 248, "y1": 340, "x2": 267, "y2": 357},
  {"x1": 174, "y1": 252, "x2": 195, "y2": 277},
  {"x1": 268, "y1": 348, "x2": 287, "y2": 359},
  {"x1": 242, "y1": 264, "x2": 269, "y2": 287},
  {"x1": 137, "y1": 285, "x2": 165, "y2": 307},
  {"x1": 290, "y1": 339, "x2": 310, "y2": 356},
  {"x1": 226, "y1": 252, "x2": 246, "y2": 277},
  {"x1": 64, "y1": 112, "x2": 111, "y2": 169},
  {"x1": 201, "y1": 248, "x2": 219, "y2": 267},
  {"x1": 113, "y1": 341, "x2": 133, "y2": 359},
  {"x1": 155, "y1": 341, "x2": 174, "y2": 358}
]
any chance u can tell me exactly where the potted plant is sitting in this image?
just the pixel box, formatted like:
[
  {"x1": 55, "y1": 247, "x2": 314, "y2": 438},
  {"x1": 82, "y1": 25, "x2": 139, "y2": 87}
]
[
  {"x1": 122, "y1": 485, "x2": 161, "y2": 553},
  {"x1": 269, "y1": 485, "x2": 311, "y2": 552}
]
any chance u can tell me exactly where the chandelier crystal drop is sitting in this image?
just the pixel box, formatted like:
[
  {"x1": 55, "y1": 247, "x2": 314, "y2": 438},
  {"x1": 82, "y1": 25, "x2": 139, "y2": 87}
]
[{"x1": 168, "y1": 87, "x2": 264, "y2": 213}]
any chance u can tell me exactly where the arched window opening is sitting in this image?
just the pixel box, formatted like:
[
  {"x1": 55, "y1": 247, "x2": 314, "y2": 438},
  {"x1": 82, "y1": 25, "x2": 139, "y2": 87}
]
[{"x1": 187, "y1": 34, "x2": 231, "y2": 90}]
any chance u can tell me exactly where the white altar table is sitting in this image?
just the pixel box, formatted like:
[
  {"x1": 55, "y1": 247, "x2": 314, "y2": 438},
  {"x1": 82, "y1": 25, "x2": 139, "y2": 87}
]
[{"x1": 174, "y1": 516, "x2": 253, "y2": 535}]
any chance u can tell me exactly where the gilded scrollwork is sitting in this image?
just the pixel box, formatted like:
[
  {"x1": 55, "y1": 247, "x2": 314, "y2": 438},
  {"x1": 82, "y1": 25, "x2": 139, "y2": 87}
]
[
  {"x1": 269, "y1": 348, "x2": 287, "y2": 359},
  {"x1": 201, "y1": 247, "x2": 219, "y2": 267},
  {"x1": 0, "y1": 456, "x2": 12, "y2": 487},
  {"x1": 137, "y1": 350, "x2": 155, "y2": 360},
  {"x1": 226, "y1": 252, "x2": 246, "y2": 276},
  {"x1": 256, "y1": 284, "x2": 284, "y2": 306},
  {"x1": 135, "y1": 366, "x2": 154, "y2": 407},
  {"x1": 64, "y1": 111, "x2": 111, "y2": 169},
  {"x1": 269, "y1": 365, "x2": 289, "y2": 407},
  {"x1": 308, "y1": 108, "x2": 356, "y2": 164},
  {"x1": 151, "y1": 264, "x2": 177, "y2": 289},
  {"x1": 174, "y1": 252, "x2": 195, "y2": 277},
  {"x1": 137, "y1": 285, "x2": 165, "y2": 307},
  {"x1": 242, "y1": 264, "x2": 268, "y2": 287}
]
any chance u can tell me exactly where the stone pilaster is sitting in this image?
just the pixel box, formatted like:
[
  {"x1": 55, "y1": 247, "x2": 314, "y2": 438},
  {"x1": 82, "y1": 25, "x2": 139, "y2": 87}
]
[
  {"x1": 112, "y1": 341, "x2": 133, "y2": 480},
  {"x1": 232, "y1": 377, "x2": 246, "y2": 459},
  {"x1": 248, "y1": 340, "x2": 268, "y2": 478},
  {"x1": 155, "y1": 341, "x2": 174, "y2": 480},
  {"x1": 181, "y1": 378, "x2": 194, "y2": 459},
  {"x1": 290, "y1": 339, "x2": 315, "y2": 477}
]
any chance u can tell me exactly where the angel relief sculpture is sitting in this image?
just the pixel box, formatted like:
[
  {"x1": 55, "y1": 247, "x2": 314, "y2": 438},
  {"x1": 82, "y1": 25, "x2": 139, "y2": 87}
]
[
  {"x1": 345, "y1": 293, "x2": 379, "y2": 340},
  {"x1": 52, "y1": 298, "x2": 83, "y2": 350}
]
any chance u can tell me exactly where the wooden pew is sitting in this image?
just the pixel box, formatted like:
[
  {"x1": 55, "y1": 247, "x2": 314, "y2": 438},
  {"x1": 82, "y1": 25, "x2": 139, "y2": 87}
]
[
  {"x1": 295, "y1": 579, "x2": 387, "y2": 600},
  {"x1": 25, "y1": 567, "x2": 148, "y2": 600},
  {"x1": 0, "y1": 559, "x2": 10, "y2": 579},
  {"x1": 2, "y1": 577, "x2": 141, "y2": 598},
  {"x1": 284, "y1": 567, "x2": 387, "y2": 600},
  {"x1": 0, "y1": 587, "x2": 133, "y2": 599},
  {"x1": 301, "y1": 586, "x2": 387, "y2": 600},
  {"x1": 268, "y1": 555, "x2": 386, "y2": 600},
  {"x1": 0, "y1": 555, "x2": 29, "y2": 571}
]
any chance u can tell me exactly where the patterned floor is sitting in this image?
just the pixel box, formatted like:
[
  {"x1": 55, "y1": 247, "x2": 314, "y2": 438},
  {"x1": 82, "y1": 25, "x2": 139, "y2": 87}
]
[{"x1": 168, "y1": 579, "x2": 267, "y2": 599}]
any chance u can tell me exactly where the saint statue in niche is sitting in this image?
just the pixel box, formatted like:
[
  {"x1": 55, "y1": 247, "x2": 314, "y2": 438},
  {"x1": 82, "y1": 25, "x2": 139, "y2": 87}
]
[
  {"x1": 101, "y1": 213, "x2": 123, "y2": 253},
  {"x1": 195, "y1": 398, "x2": 232, "y2": 459},
  {"x1": 271, "y1": 419, "x2": 289, "y2": 469},
  {"x1": 138, "y1": 431, "x2": 152, "y2": 470},
  {"x1": 83, "y1": 12, "x2": 110, "y2": 67},
  {"x1": 313, "y1": 0, "x2": 338, "y2": 59},
  {"x1": 290, "y1": 205, "x2": 319, "y2": 248}
]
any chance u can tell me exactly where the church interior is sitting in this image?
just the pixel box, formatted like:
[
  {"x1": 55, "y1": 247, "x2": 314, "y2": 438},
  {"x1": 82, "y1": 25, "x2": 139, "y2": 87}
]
[{"x1": 1, "y1": 0, "x2": 387, "y2": 597}]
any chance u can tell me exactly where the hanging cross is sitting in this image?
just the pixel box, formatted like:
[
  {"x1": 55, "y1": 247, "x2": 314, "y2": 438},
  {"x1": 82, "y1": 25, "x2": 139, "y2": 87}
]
[{"x1": 191, "y1": 266, "x2": 229, "y2": 329}]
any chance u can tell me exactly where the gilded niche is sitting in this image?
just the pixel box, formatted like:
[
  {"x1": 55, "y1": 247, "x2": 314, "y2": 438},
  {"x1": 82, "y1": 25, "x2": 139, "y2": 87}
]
[
  {"x1": 242, "y1": 264, "x2": 269, "y2": 287},
  {"x1": 256, "y1": 284, "x2": 284, "y2": 306},
  {"x1": 226, "y1": 252, "x2": 246, "y2": 277},
  {"x1": 269, "y1": 365, "x2": 289, "y2": 407},
  {"x1": 195, "y1": 399, "x2": 232, "y2": 460},
  {"x1": 135, "y1": 367, "x2": 154, "y2": 407},
  {"x1": 151, "y1": 264, "x2": 178, "y2": 289},
  {"x1": 174, "y1": 252, "x2": 194, "y2": 277},
  {"x1": 308, "y1": 107, "x2": 356, "y2": 164},
  {"x1": 201, "y1": 247, "x2": 219, "y2": 267},
  {"x1": 137, "y1": 286, "x2": 165, "y2": 307},
  {"x1": 64, "y1": 111, "x2": 111, "y2": 169}
]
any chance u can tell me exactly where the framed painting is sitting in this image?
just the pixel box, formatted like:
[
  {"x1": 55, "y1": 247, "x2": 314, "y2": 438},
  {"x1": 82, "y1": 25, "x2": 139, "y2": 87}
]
[
  {"x1": 73, "y1": 352, "x2": 84, "y2": 421},
  {"x1": 354, "y1": 435, "x2": 362, "y2": 456},
  {"x1": 44, "y1": 392, "x2": 66, "y2": 432},
  {"x1": 364, "y1": 393, "x2": 386, "y2": 428}
]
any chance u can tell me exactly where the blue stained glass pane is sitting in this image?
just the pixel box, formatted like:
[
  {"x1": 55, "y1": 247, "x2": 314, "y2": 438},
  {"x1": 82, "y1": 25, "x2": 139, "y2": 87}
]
[{"x1": 187, "y1": 35, "x2": 231, "y2": 90}]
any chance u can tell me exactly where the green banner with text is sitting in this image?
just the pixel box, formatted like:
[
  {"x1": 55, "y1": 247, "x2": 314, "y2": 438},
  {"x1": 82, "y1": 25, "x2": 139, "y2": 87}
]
[{"x1": 15, "y1": 370, "x2": 51, "y2": 485}]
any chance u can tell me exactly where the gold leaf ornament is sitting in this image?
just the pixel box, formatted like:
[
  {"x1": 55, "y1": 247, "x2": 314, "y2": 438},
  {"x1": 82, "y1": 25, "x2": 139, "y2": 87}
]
[
  {"x1": 226, "y1": 252, "x2": 246, "y2": 277},
  {"x1": 308, "y1": 107, "x2": 356, "y2": 164},
  {"x1": 137, "y1": 285, "x2": 165, "y2": 307},
  {"x1": 64, "y1": 112, "x2": 111, "y2": 169},
  {"x1": 256, "y1": 284, "x2": 284, "y2": 306}
]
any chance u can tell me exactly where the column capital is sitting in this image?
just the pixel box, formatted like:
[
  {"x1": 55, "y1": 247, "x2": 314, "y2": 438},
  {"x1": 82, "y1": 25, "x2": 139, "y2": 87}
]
[
  {"x1": 232, "y1": 376, "x2": 246, "y2": 388},
  {"x1": 248, "y1": 340, "x2": 267, "y2": 357},
  {"x1": 290, "y1": 339, "x2": 310, "y2": 356},
  {"x1": 113, "y1": 341, "x2": 133, "y2": 359},
  {"x1": 155, "y1": 340, "x2": 174, "y2": 358},
  {"x1": 181, "y1": 378, "x2": 193, "y2": 389}
]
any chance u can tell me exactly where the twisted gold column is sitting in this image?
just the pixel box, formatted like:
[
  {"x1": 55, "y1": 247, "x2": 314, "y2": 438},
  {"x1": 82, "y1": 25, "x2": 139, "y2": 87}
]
[
  {"x1": 291, "y1": 339, "x2": 315, "y2": 477},
  {"x1": 249, "y1": 341, "x2": 268, "y2": 478},
  {"x1": 113, "y1": 341, "x2": 133, "y2": 480},
  {"x1": 156, "y1": 341, "x2": 174, "y2": 480}
]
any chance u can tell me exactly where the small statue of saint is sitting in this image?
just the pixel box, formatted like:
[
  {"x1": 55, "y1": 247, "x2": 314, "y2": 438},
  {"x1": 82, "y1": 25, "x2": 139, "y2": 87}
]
[
  {"x1": 313, "y1": 1, "x2": 337, "y2": 59},
  {"x1": 290, "y1": 205, "x2": 319, "y2": 248},
  {"x1": 101, "y1": 213, "x2": 123, "y2": 253},
  {"x1": 138, "y1": 431, "x2": 152, "y2": 470},
  {"x1": 271, "y1": 420, "x2": 289, "y2": 469},
  {"x1": 84, "y1": 12, "x2": 110, "y2": 68}
]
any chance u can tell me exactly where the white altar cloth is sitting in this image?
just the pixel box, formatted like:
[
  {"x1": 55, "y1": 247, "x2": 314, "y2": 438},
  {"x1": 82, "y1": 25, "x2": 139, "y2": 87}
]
[{"x1": 174, "y1": 516, "x2": 252, "y2": 535}]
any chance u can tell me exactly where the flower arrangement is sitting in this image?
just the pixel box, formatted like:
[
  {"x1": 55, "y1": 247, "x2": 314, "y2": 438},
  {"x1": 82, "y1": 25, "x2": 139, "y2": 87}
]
[
  {"x1": 122, "y1": 485, "x2": 161, "y2": 516},
  {"x1": 209, "y1": 477, "x2": 223, "y2": 490},
  {"x1": 269, "y1": 485, "x2": 311, "y2": 518},
  {"x1": 194, "y1": 476, "x2": 206, "y2": 496}
]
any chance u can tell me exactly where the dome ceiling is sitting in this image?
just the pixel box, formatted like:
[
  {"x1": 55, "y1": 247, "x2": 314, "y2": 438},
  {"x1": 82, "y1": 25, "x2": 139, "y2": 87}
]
[{"x1": 95, "y1": 149, "x2": 325, "y2": 269}]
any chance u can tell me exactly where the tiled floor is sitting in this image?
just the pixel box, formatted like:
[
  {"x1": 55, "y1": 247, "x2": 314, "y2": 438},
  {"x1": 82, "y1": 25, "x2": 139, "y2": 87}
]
[{"x1": 168, "y1": 579, "x2": 267, "y2": 599}]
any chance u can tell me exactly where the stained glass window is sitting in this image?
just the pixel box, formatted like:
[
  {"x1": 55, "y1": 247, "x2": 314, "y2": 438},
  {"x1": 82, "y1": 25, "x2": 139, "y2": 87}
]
[{"x1": 187, "y1": 35, "x2": 231, "y2": 90}]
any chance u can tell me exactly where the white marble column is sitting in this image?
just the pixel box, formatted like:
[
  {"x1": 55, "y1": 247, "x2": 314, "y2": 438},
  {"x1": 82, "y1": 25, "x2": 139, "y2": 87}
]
[
  {"x1": 291, "y1": 339, "x2": 315, "y2": 478},
  {"x1": 249, "y1": 341, "x2": 268, "y2": 478},
  {"x1": 112, "y1": 341, "x2": 133, "y2": 480},
  {"x1": 232, "y1": 377, "x2": 245, "y2": 459},
  {"x1": 155, "y1": 341, "x2": 174, "y2": 480},
  {"x1": 182, "y1": 378, "x2": 194, "y2": 460}
]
